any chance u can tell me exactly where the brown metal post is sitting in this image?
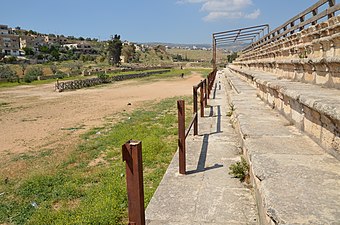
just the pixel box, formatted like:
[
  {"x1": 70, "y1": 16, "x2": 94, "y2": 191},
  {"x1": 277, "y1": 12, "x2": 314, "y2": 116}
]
[
  {"x1": 177, "y1": 100, "x2": 186, "y2": 174},
  {"x1": 193, "y1": 86, "x2": 198, "y2": 135},
  {"x1": 204, "y1": 79, "x2": 208, "y2": 106},
  {"x1": 199, "y1": 82, "x2": 204, "y2": 117},
  {"x1": 122, "y1": 140, "x2": 145, "y2": 225},
  {"x1": 212, "y1": 36, "x2": 216, "y2": 69}
]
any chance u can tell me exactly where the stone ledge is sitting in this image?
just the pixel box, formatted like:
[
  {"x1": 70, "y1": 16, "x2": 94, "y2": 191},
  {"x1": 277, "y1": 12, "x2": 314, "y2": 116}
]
[
  {"x1": 224, "y1": 70, "x2": 340, "y2": 225},
  {"x1": 228, "y1": 65, "x2": 340, "y2": 160}
]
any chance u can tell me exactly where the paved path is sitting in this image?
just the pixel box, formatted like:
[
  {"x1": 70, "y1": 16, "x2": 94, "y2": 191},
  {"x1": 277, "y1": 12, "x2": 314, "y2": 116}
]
[{"x1": 145, "y1": 72, "x2": 259, "y2": 225}]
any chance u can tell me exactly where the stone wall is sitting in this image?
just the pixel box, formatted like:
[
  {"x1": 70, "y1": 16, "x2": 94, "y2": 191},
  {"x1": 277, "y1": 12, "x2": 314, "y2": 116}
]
[
  {"x1": 233, "y1": 15, "x2": 340, "y2": 89},
  {"x1": 55, "y1": 69, "x2": 171, "y2": 92}
]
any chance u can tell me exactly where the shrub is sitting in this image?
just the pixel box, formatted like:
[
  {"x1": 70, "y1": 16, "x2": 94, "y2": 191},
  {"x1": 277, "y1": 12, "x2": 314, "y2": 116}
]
[
  {"x1": 97, "y1": 72, "x2": 110, "y2": 83},
  {"x1": 229, "y1": 156, "x2": 249, "y2": 182},
  {"x1": 24, "y1": 67, "x2": 43, "y2": 83},
  {"x1": 0, "y1": 65, "x2": 18, "y2": 82},
  {"x1": 55, "y1": 70, "x2": 66, "y2": 79}
]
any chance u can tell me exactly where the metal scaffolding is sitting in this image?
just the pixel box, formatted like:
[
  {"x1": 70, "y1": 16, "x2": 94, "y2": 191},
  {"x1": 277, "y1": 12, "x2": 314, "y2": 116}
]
[{"x1": 212, "y1": 24, "x2": 269, "y2": 69}]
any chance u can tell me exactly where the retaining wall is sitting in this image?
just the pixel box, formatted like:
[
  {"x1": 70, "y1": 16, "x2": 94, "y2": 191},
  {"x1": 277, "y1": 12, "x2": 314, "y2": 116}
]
[{"x1": 55, "y1": 69, "x2": 171, "y2": 92}]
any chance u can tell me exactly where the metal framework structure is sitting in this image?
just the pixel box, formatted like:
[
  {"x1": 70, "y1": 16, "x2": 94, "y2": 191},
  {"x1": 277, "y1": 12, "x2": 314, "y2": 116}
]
[
  {"x1": 211, "y1": 0, "x2": 338, "y2": 69},
  {"x1": 212, "y1": 24, "x2": 269, "y2": 68}
]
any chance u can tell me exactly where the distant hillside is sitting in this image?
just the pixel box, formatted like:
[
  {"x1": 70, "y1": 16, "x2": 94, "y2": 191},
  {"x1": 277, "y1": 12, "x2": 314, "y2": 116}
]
[{"x1": 139, "y1": 42, "x2": 249, "y2": 51}]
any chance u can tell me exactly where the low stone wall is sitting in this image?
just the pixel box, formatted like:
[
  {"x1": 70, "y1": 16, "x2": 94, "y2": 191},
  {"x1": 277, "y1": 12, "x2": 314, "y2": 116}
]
[
  {"x1": 233, "y1": 15, "x2": 340, "y2": 89},
  {"x1": 228, "y1": 66, "x2": 340, "y2": 159},
  {"x1": 55, "y1": 69, "x2": 171, "y2": 92},
  {"x1": 85, "y1": 66, "x2": 173, "y2": 76}
]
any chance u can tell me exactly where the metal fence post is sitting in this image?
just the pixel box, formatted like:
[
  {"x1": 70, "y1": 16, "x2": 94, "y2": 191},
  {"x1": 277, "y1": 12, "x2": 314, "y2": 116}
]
[
  {"x1": 193, "y1": 86, "x2": 198, "y2": 135},
  {"x1": 204, "y1": 79, "x2": 208, "y2": 106},
  {"x1": 177, "y1": 100, "x2": 186, "y2": 175},
  {"x1": 200, "y1": 82, "x2": 204, "y2": 117},
  {"x1": 122, "y1": 140, "x2": 145, "y2": 225}
]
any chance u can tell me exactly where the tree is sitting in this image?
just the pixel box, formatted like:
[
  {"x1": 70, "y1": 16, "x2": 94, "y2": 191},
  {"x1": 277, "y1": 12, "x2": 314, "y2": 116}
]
[
  {"x1": 20, "y1": 62, "x2": 28, "y2": 76},
  {"x1": 23, "y1": 47, "x2": 34, "y2": 56},
  {"x1": 50, "y1": 63, "x2": 58, "y2": 75},
  {"x1": 0, "y1": 65, "x2": 18, "y2": 82},
  {"x1": 122, "y1": 44, "x2": 136, "y2": 63},
  {"x1": 107, "y1": 34, "x2": 122, "y2": 66},
  {"x1": 227, "y1": 52, "x2": 238, "y2": 63},
  {"x1": 24, "y1": 66, "x2": 43, "y2": 83}
]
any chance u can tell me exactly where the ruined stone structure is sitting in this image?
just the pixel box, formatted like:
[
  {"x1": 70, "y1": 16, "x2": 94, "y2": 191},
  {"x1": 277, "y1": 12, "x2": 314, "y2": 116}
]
[
  {"x1": 55, "y1": 70, "x2": 170, "y2": 92},
  {"x1": 234, "y1": 15, "x2": 340, "y2": 89},
  {"x1": 218, "y1": 1, "x2": 340, "y2": 224},
  {"x1": 230, "y1": 14, "x2": 340, "y2": 160}
]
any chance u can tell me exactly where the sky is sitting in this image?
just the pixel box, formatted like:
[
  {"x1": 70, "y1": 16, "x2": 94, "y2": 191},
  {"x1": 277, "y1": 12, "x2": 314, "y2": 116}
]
[{"x1": 0, "y1": 0, "x2": 328, "y2": 44}]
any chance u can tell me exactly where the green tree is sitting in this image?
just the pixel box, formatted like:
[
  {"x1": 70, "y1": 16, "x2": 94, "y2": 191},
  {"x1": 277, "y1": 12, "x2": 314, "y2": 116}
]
[
  {"x1": 23, "y1": 47, "x2": 34, "y2": 56},
  {"x1": 0, "y1": 65, "x2": 18, "y2": 82},
  {"x1": 50, "y1": 63, "x2": 58, "y2": 75},
  {"x1": 24, "y1": 66, "x2": 43, "y2": 83},
  {"x1": 227, "y1": 52, "x2": 238, "y2": 63},
  {"x1": 122, "y1": 44, "x2": 136, "y2": 63},
  {"x1": 107, "y1": 34, "x2": 122, "y2": 66},
  {"x1": 20, "y1": 62, "x2": 28, "y2": 76}
]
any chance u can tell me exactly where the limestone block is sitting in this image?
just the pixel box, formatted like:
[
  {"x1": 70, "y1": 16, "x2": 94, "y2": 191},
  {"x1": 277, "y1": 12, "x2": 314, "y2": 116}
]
[
  {"x1": 302, "y1": 64, "x2": 316, "y2": 83},
  {"x1": 282, "y1": 96, "x2": 291, "y2": 117},
  {"x1": 320, "y1": 114, "x2": 337, "y2": 152},
  {"x1": 315, "y1": 64, "x2": 331, "y2": 86},
  {"x1": 303, "y1": 106, "x2": 322, "y2": 141}
]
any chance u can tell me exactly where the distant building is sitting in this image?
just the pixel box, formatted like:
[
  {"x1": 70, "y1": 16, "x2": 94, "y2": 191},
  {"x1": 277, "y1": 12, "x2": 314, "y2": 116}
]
[
  {"x1": 44, "y1": 35, "x2": 68, "y2": 45},
  {"x1": 0, "y1": 25, "x2": 20, "y2": 56},
  {"x1": 0, "y1": 25, "x2": 10, "y2": 35},
  {"x1": 20, "y1": 35, "x2": 46, "y2": 51},
  {"x1": 62, "y1": 42, "x2": 93, "y2": 53}
]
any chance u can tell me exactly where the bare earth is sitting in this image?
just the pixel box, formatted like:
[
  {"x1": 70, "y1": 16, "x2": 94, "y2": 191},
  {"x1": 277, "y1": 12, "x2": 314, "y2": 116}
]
[{"x1": 0, "y1": 73, "x2": 202, "y2": 176}]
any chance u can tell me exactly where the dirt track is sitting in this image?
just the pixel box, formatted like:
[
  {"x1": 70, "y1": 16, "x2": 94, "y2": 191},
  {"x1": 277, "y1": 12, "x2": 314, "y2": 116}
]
[{"x1": 0, "y1": 74, "x2": 202, "y2": 168}]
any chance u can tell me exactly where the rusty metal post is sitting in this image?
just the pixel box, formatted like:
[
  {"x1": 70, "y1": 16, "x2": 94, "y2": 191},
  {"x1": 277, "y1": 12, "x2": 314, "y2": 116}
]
[
  {"x1": 199, "y1": 82, "x2": 204, "y2": 117},
  {"x1": 193, "y1": 86, "x2": 198, "y2": 135},
  {"x1": 177, "y1": 100, "x2": 186, "y2": 175},
  {"x1": 204, "y1": 78, "x2": 208, "y2": 102},
  {"x1": 122, "y1": 140, "x2": 145, "y2": 225},
  {"x1": 212, "y1": 36, "x2": 216, "y2": 69}
]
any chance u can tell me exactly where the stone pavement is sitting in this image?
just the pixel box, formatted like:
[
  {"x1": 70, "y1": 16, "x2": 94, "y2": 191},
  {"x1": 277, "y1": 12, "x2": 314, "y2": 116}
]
[
  {"x1": 224, "y1": 68, "x2": 340, "y2": 224},
  {"x1": 145, "y1": 71, "x2": 259, "y2": 225}
]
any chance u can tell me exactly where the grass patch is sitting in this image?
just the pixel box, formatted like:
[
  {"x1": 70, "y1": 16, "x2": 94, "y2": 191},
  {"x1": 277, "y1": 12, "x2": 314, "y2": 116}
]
[{"x1": 0, "y1": 96, "x2": 192, "y2": 224}]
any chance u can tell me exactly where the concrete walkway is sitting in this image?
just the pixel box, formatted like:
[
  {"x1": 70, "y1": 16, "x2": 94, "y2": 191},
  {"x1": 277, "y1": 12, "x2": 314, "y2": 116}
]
[{"x1": 145, "y1": 72, "x2": 259, "y2": 225}]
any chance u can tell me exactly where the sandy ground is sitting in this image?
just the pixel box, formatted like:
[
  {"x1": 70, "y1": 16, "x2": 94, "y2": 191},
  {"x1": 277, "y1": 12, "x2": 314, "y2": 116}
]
[{"x1": 0, "y1": 73, "x2": 202, "y2": 170}]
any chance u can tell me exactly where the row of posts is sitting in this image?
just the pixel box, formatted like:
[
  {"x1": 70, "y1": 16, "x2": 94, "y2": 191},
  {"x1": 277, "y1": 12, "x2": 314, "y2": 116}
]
[{"x1": 122, "y1": 69, "x2": 217, "y2": 225}]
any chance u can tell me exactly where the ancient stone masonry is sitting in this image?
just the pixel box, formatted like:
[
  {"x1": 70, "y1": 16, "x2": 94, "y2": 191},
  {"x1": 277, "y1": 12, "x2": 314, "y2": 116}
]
[
  {"x1": 55, "y1": 70, "x2": 170, "y2": 92},
  {"x1": 234, "y1": 15, "x2": 340, "y2": 89}
]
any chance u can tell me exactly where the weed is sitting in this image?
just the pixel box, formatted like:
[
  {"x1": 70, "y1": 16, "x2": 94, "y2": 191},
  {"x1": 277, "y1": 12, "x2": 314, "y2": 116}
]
[
  {"x1": 226, "y1": 102, "x2": 235, "y2": 117},
  {"x1": 229, "y1": 156, "x2": 249, "y2": 182}
]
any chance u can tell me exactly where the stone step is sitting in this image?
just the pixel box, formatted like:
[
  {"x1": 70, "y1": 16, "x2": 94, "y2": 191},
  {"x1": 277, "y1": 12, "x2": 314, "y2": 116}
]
[
  {"x1": 228, "y1": 65, "x2": 340, "y2": 160},
  {"x1": 224, "y1": 69, "x2": 340, "y2": 224}
]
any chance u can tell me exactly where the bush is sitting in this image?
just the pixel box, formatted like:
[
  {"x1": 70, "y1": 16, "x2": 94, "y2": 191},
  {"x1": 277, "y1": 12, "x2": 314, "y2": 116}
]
[
  {"x1": 55, "y1": 70, "x2": 66, "y2": 79},
  {"x1": 24, "y1": 67, "x2": 43, "y2": 83},
  {"x1": 229, "y1": 156, "x2": 249, "y2": 182},
  {"x1": 0, "y1": 65, "x2": 18, "y2": 82},
  {"x1": 97, "y1": 72, "x2": 110, "y2": 83}
]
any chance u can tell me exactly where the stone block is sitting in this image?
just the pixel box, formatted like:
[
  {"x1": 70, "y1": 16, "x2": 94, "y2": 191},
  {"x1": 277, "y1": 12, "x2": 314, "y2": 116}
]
[{"x1": 303, "y1": 106, "x2": 322, "y2": 141}]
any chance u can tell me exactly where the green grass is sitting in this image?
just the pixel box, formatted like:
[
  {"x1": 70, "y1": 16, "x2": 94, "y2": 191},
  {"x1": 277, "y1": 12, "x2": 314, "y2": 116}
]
[{"x1": 0, "y1": 96, "x2": 193, "y2": 224}]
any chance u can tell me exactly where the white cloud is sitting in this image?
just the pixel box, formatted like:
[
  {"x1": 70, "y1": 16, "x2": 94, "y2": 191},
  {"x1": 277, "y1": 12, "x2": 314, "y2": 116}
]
[
  {"x1": 245, "y1": 9, "x2": 260, "y2": 19},
  {"x1": 178, "y1": 0, "x2": 260, "y2": 21}
]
